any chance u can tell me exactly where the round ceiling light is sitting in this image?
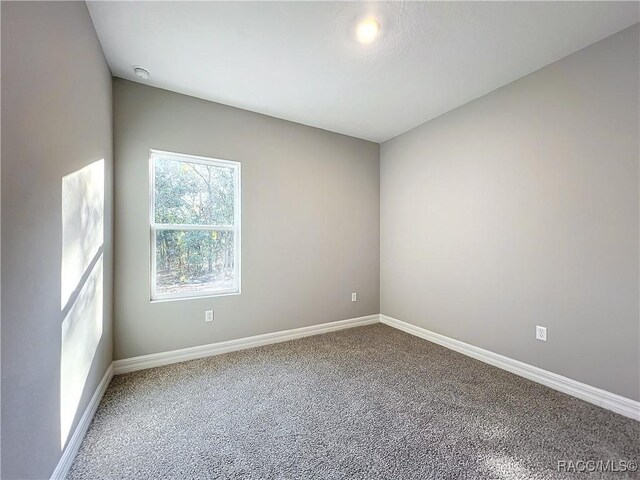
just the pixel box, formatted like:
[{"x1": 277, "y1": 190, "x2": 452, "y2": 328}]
[
  {"x1": 133, "y1": 66, "x2": 150, "y2": 80},
  {"x1": 356, "y1": 17, "x2": 380, "y2": 44}
]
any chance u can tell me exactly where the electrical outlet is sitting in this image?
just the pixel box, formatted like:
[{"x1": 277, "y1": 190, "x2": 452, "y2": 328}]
[
  {"x1": 536, "y1": 325, "x2": 547, "y2": 342},
  {"x1": 205, "y1": 310, "x2": 214, "y2": 323},
  {"x1": 352, "y1": 292, "x2": 357, "y2": 302}
]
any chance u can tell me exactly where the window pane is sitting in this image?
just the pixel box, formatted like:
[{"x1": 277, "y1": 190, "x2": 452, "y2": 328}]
[
  {"x1": 155, "y1": 229, "x2": 236, "y2": 297},
  {"x1": 154, "y1": 158, "x2": 235, "y2": 225}
]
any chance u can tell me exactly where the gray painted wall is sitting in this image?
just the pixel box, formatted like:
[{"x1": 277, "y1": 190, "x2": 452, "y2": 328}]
[
  {"x1": 1, "y1": 2, "x2": 114, "y2": 478},
  {"x1": 381, "y1": 24, "x2": 640, "y2": 401},
  {"x1": 113, "y1": 79, "x2": 380, "y2": 360}
]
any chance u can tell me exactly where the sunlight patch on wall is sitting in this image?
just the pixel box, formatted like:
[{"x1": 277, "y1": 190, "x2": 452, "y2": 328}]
[
  {"x1": 61, "y1": 160, "x2": 104, "y2": 310},
  {"x1": 60, "y1": 254, "x2": 103, "y2": 447},
  {"x1": 60, "y1": 159, "x2": 105, "y2": 448}
]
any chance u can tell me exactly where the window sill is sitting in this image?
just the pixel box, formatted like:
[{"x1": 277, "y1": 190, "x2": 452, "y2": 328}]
[{"x1": 150, "y1": 290, "x2": 241, "y2": 303}]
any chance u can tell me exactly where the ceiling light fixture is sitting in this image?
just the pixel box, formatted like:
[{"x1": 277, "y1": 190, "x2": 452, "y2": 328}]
[
  {"x1": 133, "y1": 66, "x2": 150, "y2": 80},
  {"x1": 356, "y1": 17, "x2": 380, "y2": 44}
]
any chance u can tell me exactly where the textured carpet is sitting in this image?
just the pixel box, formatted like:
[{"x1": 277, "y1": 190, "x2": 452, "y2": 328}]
[{"x1": 68, "y1": 324, "x2": 639, "y2": 479}]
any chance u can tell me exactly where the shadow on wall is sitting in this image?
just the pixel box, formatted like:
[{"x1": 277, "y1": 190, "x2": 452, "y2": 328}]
[{"x1": 60, "y1": 159, "x2": 105, "y2": 448}]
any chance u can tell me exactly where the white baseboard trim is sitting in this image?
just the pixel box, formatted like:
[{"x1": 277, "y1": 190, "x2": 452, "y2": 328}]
[
  {"x1": 380, "y1": 314, "x2": 639, "y2": 421},
  {"x1": 51, "y1": 364, "x2": 114, "y2": 480},
  {"x1": 113, "y1": 314, "x2": 379, "y2": 375},
  {"x1": 50, "y1": 312, "x2": 637, "y2": 480}
]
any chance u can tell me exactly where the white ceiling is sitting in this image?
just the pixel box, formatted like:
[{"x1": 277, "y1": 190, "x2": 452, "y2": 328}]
[{"x1": 87, "y1": 1, "x2": 639, "y2": 143}]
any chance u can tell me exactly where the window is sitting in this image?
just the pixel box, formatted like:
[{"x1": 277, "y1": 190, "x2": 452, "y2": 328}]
[{"x1": 150, "y1": 150, "x2": 240, "y2": 300}]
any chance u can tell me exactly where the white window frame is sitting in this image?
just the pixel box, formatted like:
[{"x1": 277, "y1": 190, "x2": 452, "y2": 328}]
[{"x1": 149, "y1": 149, "x2": 241, "y2": 301}]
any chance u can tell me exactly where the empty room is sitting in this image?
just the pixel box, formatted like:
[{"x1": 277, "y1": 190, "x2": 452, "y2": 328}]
[{"x1": 2, "y1": 1, "x2": 639, "y2": 479}]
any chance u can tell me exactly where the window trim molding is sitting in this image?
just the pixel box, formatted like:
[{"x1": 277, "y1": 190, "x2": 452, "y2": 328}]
[{"x1": 149, "y1": 149, "x2": 241, "y2": 302}]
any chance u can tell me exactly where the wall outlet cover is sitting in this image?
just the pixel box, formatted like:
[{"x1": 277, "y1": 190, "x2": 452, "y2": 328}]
[{"x1": 536, "y1": 325, "x2": 547, "y2": 342}]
